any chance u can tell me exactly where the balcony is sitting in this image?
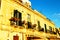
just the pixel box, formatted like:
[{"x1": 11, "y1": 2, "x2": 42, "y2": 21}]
[
  {"x1": 43, "y1": 28, "x2": 57, "y2": 35},
  {"x1": 9, "y1": 18, "x2": 37, "y2": 29},
  {"x1": 53, "y1": 31, "x2": 57, "y2": 35},
  {"x1": 46, "y1": 29, "x2": 50, "y2": 33},
  {"x1": 9, "y1": 17, "x2": 20, "y2": 25},
  {"x1": 9, "y1": 17, "x2": 58, "y2": 36},
  {"x1": 27, "y1": 22, "x2": 36, "y2": 29},
  {"x1": 38, "y1": 27, "x2": 44, "y2": 32}
]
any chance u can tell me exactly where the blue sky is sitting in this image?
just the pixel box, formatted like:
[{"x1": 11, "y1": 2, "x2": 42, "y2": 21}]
[{"x1": 30, "y1": 0, "x2": 60, "y2": 28}]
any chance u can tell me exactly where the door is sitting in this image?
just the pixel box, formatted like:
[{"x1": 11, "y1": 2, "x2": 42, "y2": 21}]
[{"x1": 13, "y1": 36, "x2": 19, "y2": 40}]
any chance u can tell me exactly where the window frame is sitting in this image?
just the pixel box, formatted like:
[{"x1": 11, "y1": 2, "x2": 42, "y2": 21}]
[{"x1": 27, "y1": 14, "x2": 31, "y2": 22}]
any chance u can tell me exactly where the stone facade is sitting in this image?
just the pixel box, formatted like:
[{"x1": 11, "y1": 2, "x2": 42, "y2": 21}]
[{"x1": 0, "y1": 0, "x2": 60, "y2": 40}]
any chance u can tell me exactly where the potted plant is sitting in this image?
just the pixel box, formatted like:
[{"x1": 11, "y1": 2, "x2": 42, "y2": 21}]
[{"x1": 9, "y1": 17, "x2": 19, "y2": 21}]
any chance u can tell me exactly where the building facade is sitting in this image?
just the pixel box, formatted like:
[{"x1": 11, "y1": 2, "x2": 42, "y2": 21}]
[{"x1": 0, "y1": 0, "x2": 60, "y2": 40}]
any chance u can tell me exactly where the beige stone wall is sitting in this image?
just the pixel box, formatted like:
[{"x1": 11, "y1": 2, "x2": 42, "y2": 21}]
[
  {"x1": 1, "y1": 0, "x2": 55, "y2": 28},
  {"x1": 0, "y1": 30, "x2": 26, "y2": 40},
  {"x1": 0, "y1": 30, "x2": 8, "y2": 40}
]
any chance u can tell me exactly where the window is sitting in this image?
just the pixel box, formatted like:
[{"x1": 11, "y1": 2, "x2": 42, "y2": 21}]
[
  {"x1": 38, "y1": 21, "x2": 41, "y2": 30},
  {"x1": 38, "y1": 21, "x2": 40, "y2": 27},
  {"x1": 44, "y1": 24, "x2": 47, "y2": 33},
  {"x1": 49, "y1": 26, "x2": 52, "y2": 33},
  {"x1": 14, "y1": 10, "x2": 22, "y2": 26},
  {"x1": 49, "y1": 26, "x2": 52, "y2": 31},
  {"x1": 0, "y1": 0, "x2": 1, "y2": 7},
  {"x1": 53, "y1": 28, "x2": 57, "y2": 34},
  {"x1": 55, "y1": 28, "x2": 59, "y2": 34},
  {"x1": 27, "y1": 14, "x2": 31, "y2": 22},
  {"x1": 27, "y1": 22, "x2": 32, "y2": 29},
  {"x1": 38, "y1": 21, "x2": 44, "y2": 32},
  {"x1": 27, "y1": 14, "x2": 32, "y2": 29}
]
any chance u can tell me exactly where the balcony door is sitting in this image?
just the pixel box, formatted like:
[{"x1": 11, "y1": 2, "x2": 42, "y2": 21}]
[
  {"x1": 44, "y1": 24, "x2": 47, "y2": 33},
  {"x1": 38, "y1": 21, "x2": 41, "y2": 30},
  {"x1": 14, "y1": 10, "x2": 22, "y2": 26}
]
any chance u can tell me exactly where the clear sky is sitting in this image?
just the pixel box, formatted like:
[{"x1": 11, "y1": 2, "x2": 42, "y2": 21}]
[{"x1": 30, "y1": 0, "x2": 60, "y2": 28}]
